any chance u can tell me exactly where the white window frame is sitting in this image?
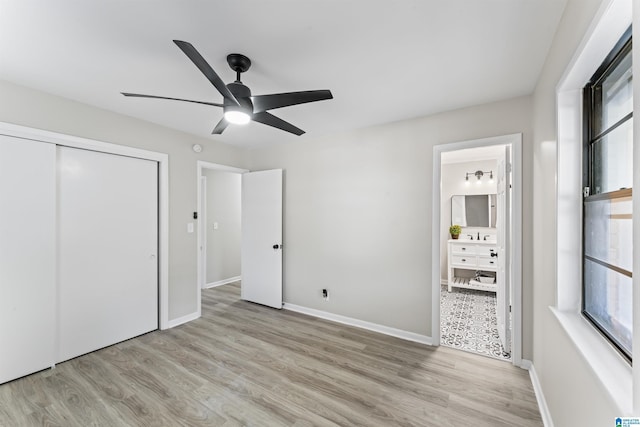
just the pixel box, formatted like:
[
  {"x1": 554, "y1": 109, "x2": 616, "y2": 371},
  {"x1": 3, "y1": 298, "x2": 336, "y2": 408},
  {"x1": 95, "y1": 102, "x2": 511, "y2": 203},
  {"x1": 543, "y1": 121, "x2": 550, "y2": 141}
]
[{"x1": 554, "y1": 0, "x2": 637, "y2": 414}]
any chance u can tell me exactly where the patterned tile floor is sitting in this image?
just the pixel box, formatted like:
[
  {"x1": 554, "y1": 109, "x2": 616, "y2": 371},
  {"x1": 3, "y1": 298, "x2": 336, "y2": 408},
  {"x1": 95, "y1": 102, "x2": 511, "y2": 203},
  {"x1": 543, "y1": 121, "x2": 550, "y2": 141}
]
[{"x1": 440, "y1": 285, "x2": 511, "y2": 361}]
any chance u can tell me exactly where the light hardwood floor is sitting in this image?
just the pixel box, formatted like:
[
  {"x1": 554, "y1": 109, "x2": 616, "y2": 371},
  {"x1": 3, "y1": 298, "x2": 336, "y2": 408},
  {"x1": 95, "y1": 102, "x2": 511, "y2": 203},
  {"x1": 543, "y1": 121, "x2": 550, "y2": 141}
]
[{"x1": 0, "y1": 283, "x2": 543, "y2": 426}]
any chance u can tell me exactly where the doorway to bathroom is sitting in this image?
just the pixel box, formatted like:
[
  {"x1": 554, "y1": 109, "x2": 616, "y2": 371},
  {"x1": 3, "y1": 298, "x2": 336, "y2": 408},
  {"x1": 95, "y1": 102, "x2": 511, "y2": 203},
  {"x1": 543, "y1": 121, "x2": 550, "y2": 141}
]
[{"x1": 432, "y1": 134, "x2": 522, "y2": 365}]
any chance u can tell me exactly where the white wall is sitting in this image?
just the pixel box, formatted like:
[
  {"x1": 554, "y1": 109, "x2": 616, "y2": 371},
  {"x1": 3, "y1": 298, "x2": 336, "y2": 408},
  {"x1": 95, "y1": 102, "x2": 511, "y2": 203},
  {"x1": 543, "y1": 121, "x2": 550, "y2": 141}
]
[
  {"x1": 204, "y1": 170, "x2": 241, "y2": 284},
  {"x1": 0, "y1": 80, "x2": 248, "y2": 322},
  {"x1": 249, "y1": 96, "x2": 532, "y2": 349},
  {"x1": 440, "y1": 159, "x2": 498, "y2": 281},
  {"x1": 531, "y1": 0, "x2": 626, "y2": 424}
]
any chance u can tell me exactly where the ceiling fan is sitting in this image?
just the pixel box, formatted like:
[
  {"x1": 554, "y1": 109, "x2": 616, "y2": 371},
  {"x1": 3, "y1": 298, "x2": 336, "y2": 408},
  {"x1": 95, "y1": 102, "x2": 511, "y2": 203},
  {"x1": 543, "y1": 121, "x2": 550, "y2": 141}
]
[{"x1": 122, "y1": 40, "x2": 333, "y2": 136}]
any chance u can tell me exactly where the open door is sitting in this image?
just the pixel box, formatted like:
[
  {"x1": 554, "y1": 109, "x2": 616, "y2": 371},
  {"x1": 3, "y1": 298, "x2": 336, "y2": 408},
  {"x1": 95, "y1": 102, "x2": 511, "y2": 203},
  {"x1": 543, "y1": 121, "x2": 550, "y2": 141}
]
[
  {"x1": 241, "y1": 169, "x2": 283, "y2": 309},
  {"x1": 496, "y1": 146, "x2": 511, "y2": 352}
]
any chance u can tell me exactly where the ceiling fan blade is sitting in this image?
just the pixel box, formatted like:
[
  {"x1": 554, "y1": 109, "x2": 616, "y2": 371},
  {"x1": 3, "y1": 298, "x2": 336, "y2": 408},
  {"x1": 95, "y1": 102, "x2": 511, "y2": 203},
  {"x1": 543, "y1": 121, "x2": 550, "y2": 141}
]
[
  {"x1": 121, "y1": 92, "x2": 223, "y2": 107},
  {"x1": 251, "y1": 90, "x2": 333, "y2": 113},
  {"x1": 252, "y1": 112, "x2": 305, "y2": 136},
  {"x1": 212, "y1": 117, "x2": 229, "y2": 135},
  {"x1": 173, "y1": 40, "x2": 240, "y2": 106}
]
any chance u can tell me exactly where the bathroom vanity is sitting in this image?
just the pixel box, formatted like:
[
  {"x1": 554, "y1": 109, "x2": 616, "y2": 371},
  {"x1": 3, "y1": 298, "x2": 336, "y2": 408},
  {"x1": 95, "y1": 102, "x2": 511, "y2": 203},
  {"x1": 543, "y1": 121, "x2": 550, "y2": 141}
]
[{"x1": 447, "y1": 239, "x2": 498, "y2": 292}]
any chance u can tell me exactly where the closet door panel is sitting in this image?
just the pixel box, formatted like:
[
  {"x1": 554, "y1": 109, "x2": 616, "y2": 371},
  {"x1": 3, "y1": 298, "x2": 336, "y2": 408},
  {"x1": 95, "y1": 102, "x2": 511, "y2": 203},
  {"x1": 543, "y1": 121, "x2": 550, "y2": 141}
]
[
  {"x1": 0, "y1": 136, "x2": 56, "y2": 384},
  {"x1": 58, "y1": 147, "x2": 158, "y2": 362}
]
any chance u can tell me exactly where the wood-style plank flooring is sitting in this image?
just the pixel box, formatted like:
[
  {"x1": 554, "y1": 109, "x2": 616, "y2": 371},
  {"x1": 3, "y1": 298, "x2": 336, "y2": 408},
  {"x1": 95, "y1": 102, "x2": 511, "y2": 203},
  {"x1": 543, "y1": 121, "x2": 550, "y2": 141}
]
[{"x1": 0, "y1": 283, "x2": 543, "y2": 426}]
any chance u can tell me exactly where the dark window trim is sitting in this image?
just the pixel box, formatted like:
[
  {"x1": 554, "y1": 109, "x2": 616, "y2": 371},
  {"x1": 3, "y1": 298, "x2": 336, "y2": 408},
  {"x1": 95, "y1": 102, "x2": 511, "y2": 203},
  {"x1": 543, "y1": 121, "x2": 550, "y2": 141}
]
[
  {"x1": 581, "y1": 26, "x2": 633, "y2": 363},
  {"x1": 589, "y1": 26, "x2": 632, "y2": 87},
  {"x1": 583, "y1": 310, "x2": 632, "y2": 363},
  {"x1": 591, "y1": 111, "x2": 633, "y2": 142},
  {"x1": 584, "y1": 255, "x2": 632, "y2": 278}
]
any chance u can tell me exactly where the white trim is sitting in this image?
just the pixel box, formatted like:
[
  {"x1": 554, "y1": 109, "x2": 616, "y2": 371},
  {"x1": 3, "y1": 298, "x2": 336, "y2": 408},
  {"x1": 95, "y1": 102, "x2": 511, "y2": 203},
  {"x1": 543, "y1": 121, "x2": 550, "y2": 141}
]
[
  {"x1": 196, "y1": 161, "x2": 249, "y2": 318},
  {"x1": 283, "y1": 303, "x2": 433, "y2": 346},
  {"x1": 556, "y1": 0, "x2": 631, "y2": 92},
  {"x1": 203, "y1": 276, "x2": 241, "y2": 289},
  {"x1": 200, "y1": 175, "x2": 208, "y2": 289},
  {"x1": 550, "y1": 307, "x2": 632, "y2": 414},
  {"x1": 432, "y1": 133, "x2": 523, "y2": 367},
  {"x1": 158, "y1": 157, "x2": 169, "y2": 330},
  {"x1": 0, "y1": 121, "x2": 171, "y2": 331},
  {"x1": 165, "y1": 311, "x2": 200, "y2": 329},
  {"x1": 527, "y1": 362, "x2": 554, "y2": 427},
  {"x1": 519, "y1": 358, "x2": 532, "y2": 370},
  {"x1": 198, "y1": 161, "x2": 250, "y2": 174},
  {"x1": 634, "y1": 4, "x2": 640, "y2": 414}
]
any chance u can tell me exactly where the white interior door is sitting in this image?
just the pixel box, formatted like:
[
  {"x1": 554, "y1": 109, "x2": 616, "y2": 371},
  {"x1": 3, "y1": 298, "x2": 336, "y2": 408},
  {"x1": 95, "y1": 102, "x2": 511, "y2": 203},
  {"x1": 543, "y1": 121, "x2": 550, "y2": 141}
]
[
  {"x1": 58, "y1": 147, "x2": 158, "y2": 362},
  {"x1": 0, "y1": 136, "x2": 56, "y2": 384},
  {"x1": 496, "y1": 146, "x2": 511, "y2": 352},
  {"x1": 241, "y1": 169, "x2": 282, "y2": 309}
]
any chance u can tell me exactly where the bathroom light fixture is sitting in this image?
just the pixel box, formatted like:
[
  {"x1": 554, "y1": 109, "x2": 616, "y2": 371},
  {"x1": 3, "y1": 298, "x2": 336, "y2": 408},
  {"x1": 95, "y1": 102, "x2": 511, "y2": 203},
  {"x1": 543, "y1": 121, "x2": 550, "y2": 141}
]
[{"x1": 465, "y1": 170, "x2": 493, "y2": 183}]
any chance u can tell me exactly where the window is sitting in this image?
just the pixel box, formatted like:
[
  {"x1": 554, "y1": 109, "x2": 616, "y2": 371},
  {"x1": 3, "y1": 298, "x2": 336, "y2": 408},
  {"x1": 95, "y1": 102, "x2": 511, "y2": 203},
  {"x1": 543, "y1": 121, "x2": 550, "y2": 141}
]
[{"x1": 582, "y1": 27, "x2": 633, "y2": 361}]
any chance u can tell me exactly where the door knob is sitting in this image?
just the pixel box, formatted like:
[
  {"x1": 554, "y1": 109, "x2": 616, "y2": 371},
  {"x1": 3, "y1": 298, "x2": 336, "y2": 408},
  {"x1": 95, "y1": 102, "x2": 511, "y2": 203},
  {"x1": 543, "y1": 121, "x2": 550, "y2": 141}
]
[
  {"x1": 273, "y1": 244, "x2": 281, "y2": 250},
  {"x1": 491, "y1": 252, "x2": 498, "y2": 258}
]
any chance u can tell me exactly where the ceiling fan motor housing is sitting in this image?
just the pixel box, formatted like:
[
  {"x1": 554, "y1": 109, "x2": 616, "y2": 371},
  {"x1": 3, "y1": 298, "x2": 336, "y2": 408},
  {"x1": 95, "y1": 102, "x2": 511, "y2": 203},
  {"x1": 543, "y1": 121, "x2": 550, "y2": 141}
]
[{"x1": 225, "y1": 82, "x2": 253, "y2": 115}]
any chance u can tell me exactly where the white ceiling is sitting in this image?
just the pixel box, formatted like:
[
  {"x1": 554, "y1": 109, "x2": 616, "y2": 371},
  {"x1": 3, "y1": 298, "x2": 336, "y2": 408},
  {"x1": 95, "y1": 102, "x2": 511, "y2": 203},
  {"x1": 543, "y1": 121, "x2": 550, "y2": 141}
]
[{"x1": 0, "y1": 0, "x2": 567, "y2": 149}]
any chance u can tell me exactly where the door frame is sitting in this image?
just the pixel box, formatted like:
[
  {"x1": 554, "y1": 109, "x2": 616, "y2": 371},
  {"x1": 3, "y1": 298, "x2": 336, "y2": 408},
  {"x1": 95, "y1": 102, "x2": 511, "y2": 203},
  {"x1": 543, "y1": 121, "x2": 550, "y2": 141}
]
[
  {"x1": 0, "y1": 121, "x2": 171, "y2": 329},
  {"x1": 196, "y1": 161, "x2": 248, "y2": 316},
  {"x1": 431, "y1": 133, "x2": 523, "y2": 366}
]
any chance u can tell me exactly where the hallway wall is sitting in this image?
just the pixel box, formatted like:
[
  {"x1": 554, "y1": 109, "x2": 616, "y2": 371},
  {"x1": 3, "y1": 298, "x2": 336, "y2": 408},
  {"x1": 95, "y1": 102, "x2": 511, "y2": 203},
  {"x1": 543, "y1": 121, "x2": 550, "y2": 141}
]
[{"x1": 204, "y1": 169, "x2": 241, "y2": 285}]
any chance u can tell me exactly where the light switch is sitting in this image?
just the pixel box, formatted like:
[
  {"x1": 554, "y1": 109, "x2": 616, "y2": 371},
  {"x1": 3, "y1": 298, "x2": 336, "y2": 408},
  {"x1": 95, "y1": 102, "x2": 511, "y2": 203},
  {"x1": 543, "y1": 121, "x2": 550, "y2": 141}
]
[
  {"x1": 187, "y1": 222, "x2": 194, "y2": 233},
  {"x1": 213, "y1": 222, "x2": 219, "y2": 230}
]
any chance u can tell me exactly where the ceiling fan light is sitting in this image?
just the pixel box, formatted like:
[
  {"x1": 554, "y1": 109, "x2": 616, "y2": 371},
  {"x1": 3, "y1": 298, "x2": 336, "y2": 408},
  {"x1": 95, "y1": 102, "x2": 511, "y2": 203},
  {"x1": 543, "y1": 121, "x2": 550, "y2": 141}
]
[{"x1": 224, "y1": 110, "x2": 250, "y2": 125}]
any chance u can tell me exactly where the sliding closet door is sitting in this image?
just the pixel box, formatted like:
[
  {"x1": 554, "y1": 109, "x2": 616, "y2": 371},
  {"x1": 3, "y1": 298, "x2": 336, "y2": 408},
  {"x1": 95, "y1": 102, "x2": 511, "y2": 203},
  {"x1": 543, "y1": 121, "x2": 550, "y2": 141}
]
[
  {"x1": 0, "y1": 136, "x2": 56, "y2": 384},
  {"x1": 58, "y1": 147, "x2": 158, "y2": 362}
]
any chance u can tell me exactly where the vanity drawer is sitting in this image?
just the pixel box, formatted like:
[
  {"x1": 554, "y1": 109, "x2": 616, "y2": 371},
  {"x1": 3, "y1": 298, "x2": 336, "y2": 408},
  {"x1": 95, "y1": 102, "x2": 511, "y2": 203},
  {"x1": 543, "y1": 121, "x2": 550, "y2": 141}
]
[
  {"x1": 478, "y1": 256, "x2": 497, "y2": 269},
  {"x1": 477, "y1": 246, "x2": 498, "y2": 257},
  {"x1": 450, "y1": 244, "x2": 477, "y2": 255},
  {"x1": 451, "y1": 255, "x2": 476, "y2": 267}
]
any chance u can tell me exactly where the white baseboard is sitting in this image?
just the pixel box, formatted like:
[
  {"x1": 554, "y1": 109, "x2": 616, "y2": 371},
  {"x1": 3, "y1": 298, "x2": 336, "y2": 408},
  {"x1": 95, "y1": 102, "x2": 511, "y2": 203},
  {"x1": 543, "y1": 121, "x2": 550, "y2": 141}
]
[
  {"x1": 164, "y1": 311, "x2": 200, "y2": 329},
  {"x1": 519, "y1": 358, "x2": 532, "y2": 370},
  {"x1": 526, "y1": 361, "x2": 554, "y2": 427},
  {"x1": 203, "y1": 276, "x2": 241, "y2": 289},
  {"x1": 283, "y1": 303, "x2": 432, "y2": 346}
]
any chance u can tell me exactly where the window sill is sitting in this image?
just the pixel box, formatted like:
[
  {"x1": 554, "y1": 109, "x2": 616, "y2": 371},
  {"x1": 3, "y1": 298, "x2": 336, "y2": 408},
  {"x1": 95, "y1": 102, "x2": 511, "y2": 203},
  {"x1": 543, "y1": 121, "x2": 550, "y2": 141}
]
[{"x1": 550, "y1": 306, "x2": 632, "y2": 414}]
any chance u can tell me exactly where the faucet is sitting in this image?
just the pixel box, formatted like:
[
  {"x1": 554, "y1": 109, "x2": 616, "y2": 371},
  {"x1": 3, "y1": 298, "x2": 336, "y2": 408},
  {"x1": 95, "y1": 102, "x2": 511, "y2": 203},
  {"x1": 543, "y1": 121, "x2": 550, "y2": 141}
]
[{"x1": 467, "y1": 234, "x2": 473, "y2": 240}]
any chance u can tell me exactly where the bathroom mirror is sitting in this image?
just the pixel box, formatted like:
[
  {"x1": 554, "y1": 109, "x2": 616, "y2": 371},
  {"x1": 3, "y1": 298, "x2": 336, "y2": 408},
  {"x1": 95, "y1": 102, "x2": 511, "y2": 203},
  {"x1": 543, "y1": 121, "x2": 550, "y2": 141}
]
[{"x1": 451, "y1": 194, "x2": 497, "y2": 227}]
